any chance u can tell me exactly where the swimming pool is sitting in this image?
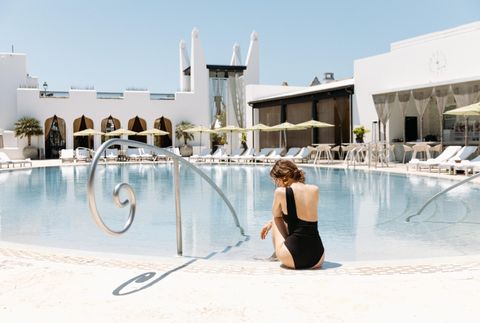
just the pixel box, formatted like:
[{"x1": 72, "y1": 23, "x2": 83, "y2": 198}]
[{"x1": 1, "y1": 164, "x2": 479, "y2": 261}]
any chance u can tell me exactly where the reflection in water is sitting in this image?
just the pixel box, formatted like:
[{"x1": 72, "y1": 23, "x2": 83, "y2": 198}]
[
  {"x1": 0, "y1": 165, "x2": 479, "y2": 261},
  {"x1": 45, "y1": 167, "x2": 67, "y2": 200}
]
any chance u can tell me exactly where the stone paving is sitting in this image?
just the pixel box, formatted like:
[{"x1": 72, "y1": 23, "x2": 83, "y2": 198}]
[
  {"x1": 2, "y1": 243, "x2": 480, "y2": 277},
  {"x1": 1, "y1": 242, "x2": 480, "y2": 322}
]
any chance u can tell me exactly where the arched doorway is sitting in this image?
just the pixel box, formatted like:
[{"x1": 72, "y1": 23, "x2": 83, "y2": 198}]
[
  {"x1": 73, "y1": 115, "x2": 94, "y2": 149},
  {"x1": 101, "y1": 115, "x2": 121, "y2": 149},
  {"x1": 154, "y1": 116, "x2": 172, "y2": 147},
  {"x1": 44, "y1": 115, "x2": 66, "y2": 159},
  {"x1": 128, "y1": 116, "x2": 147, "y2": 143}
]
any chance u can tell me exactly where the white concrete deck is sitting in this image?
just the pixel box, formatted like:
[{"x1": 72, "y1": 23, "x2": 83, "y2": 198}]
[
  {"x1": 1, "y1": 159, "x2": 480, "y2": 322},
  {"x1": 1, "y1": 242, "x2": 479, "y2": 322}
]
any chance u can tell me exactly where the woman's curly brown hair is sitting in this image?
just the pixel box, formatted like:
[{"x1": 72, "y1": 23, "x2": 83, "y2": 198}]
[{"x1": 270, "y1": 159, "x2": 305, "y2": 184}]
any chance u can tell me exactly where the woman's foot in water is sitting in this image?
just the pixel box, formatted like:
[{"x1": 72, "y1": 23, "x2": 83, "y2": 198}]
[{"x1": 268, "y1": 252, "x2": 278, "y2": 262}]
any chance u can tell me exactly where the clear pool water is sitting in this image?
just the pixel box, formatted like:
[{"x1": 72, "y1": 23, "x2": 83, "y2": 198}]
[{"x1": 1, "y1": 164, "x2": 479, "y2": 261}]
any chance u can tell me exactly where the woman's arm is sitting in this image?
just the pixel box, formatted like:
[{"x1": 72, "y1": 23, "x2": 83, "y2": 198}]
[
  {"x1": 272, "y1": 188, "x2": 289, "y2": 238},
  {"x1": 260, "y1": 220, "x2": 272, "y2": 240},
  {"x1": 260, "y1": 188, "x2": 287, "y2": 239}
]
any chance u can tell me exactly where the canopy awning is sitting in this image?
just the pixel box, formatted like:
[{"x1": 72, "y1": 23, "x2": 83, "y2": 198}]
[{"x1": 370, "y1": 76, "x2": 480, "y2": 96}]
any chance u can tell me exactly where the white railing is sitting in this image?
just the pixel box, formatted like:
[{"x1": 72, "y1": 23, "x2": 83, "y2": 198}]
[{"x1": 87, "y1": 139, "x2": 245, "y2": 256}]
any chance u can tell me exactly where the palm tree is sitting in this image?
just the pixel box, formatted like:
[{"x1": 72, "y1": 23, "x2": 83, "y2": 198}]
[
  {"x1": 14, "y1": 117, "x2": 43, "y2": 146},
  {"x1": 175, "y1": 121, "x2": 194, "y2": 146}
]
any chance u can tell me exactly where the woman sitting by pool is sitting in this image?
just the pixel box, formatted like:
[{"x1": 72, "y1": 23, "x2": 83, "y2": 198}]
[{"x1": 260, "y1": 160, "x2": 325, "y2": 269}]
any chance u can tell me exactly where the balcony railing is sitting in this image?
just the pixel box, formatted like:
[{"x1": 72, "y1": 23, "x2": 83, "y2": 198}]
[{"x1": 37, "y1": 91, "x2": 175, "y2": 100}]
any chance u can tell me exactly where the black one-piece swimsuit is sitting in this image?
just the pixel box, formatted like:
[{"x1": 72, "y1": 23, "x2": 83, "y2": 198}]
[{"x1": 282, "y1": 187, "x2": 324, "y2": 269}]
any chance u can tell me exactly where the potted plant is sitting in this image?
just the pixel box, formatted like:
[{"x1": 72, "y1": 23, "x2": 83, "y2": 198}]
[
  {"x1": 240, "y1": 132, "x2": 248, "y2": 150},
  {"x1": 353, "y1": 125, "x2": 369, "y2": 143},
  {"x1": 14, "y1": 116, "x2": 44, "y2": 159},
  {"x1": 175, "y1": 121, "x2": 194, "y2": 157}
]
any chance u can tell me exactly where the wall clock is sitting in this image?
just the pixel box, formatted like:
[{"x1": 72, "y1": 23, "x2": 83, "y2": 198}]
[{"x1": 429, "y1": 50, "x2": 447, "y2": 74}]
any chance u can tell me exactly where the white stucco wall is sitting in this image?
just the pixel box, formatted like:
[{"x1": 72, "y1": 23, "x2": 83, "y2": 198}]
[
  {"x1": 10, "y1": 28, "x2": 213, "y2": 153},
  {"x1": 354, "y1": 21, "x2": 480, "y2": 142},
  {"x1": 0, "y1": 53, "x2": 29, "y2": 130},
  {"x1": 15, "y1": 87, "x2": 213, "y2": 152},
  {"x1": 243, "y1": 31, "x2": 260, "y2": 87}
]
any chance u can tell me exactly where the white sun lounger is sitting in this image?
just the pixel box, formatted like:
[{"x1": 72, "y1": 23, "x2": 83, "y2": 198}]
[
  {"x1": 139, "y1": 148, "x2": 154, "y2": 161},
  {"x1": 163, "y1": 147, "x2": 181, "y2": 161},
  {"x1": 127, "y1": 148, "x2": 142, "y2": 161},
  {"x1": 229, "y1": 147, "x2": 253, "y2": 163},
  {"x1": 253, "y1": 148, "x2": 274, "y2": 163},
  {"x1": 279, "y1": 147, "x2": 301, "y2": 161},
  {"x1": 452, "y1": 155, "x2": 480, "y2": 175},
  {"x1": 227, "y1": 148, "x2": 247, "y2": 163},
  {"x1": 75, "y1": 147, "x2": 91, "y2": 162},
  {"x1": 59, "y1": 149, "x2": 75, "y2": 163},
  {"x1": 437, "y1": 146, "x2": 478, "y2": 174},
  {"x1": 210, "y1": 148, "x2": 228, "y2": 163},
  {"x1": 189, "y1": 148, "x2": 212, "y2": 162},
  {"x1": 408, "y1": 145, "x2": 461, "y2": 171},
  {"x1": 291, "y1": 147, "x2": 312, "y2": 163},
  {"x1": 264, "y1": 148, "x2": 286, "y2": 163},
  {"x1": 104, "y1": 148, "x2": 119, "y2": 162},
  {"x1": 0, "y1": 151, "x2": 32, "y2": 168},
  {"x1": 235, "y1": 148, "x2": 256, "y2": 163}
]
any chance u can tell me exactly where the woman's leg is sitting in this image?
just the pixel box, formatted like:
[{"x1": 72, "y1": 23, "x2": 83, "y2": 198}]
[
  {"x1": 311, "y1": 253, "x2": 325, "y2": 269},
  {"x1": 271, "y1": 218, "x2": 295, "y2": 269}
]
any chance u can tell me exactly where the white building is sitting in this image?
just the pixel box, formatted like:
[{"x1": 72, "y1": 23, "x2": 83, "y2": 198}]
[
  {"x1": 354, "y1": 21, "x2": 480, "y2": 144},
  {"x1": 2, "y1": 22, "x2": 480, "y2": 160},
  {"x1": 245, "y1": 21, "x2": 480, "y2": 151},
  {"x1": 0, "y1": 28, "x2": 259, "y2": 159}
]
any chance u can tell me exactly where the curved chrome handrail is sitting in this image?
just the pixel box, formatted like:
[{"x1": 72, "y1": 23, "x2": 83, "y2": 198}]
[
  {"x1": 87, "y1": 139, "x2": 245, "y2": 250},
  {"x1": 406, "y1": 171, "x2": 480, "y2": 222}
]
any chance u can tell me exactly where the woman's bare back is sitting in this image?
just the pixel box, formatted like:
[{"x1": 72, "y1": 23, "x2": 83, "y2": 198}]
[{"x1": 277, "y1": 182, "x2": 319, "y2": 222}]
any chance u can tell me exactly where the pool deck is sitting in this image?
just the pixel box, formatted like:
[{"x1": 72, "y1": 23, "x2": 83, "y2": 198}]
[{"x1": 1, "y1": 159, "x2": 480, "y2": 322}]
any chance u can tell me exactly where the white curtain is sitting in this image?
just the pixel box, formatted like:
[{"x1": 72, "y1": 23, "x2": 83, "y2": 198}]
[
  {"x1": 413, "y1": 88, "x2": 432, "y2": 141},
  {"x1": 373, "y1": 94, "x2": 386, "y2": 141},
  {"x1": 397, "y1": 90, "x2": 411, "y2": 143},
  {"x1": 434, "y1": 85, "x2": 451, "y2": 145},
  {"x1": 373, "y1": 93, "x2": 396, "y2": 142},
  {"x1": 210, "y1": 77, "x2": 227, "y2": 128},
  {"x1": 452, "y1": 82, "x2": 480, "y2": 108},
  {"x1": 227, "y1": 74, "x2": 245, "y2": 128},
  {"x1": 383, "y1": 93, "x2": 396, "y2": 142}
]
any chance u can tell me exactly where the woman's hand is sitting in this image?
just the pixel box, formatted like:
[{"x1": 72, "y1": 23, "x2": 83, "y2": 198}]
[{"x1": 260, "y1": 220, "x2": 273, "y2": 240}]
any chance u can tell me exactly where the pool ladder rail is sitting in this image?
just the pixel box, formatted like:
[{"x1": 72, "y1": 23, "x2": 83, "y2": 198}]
[
  {"x1": 87, "y1": 139, "x2": 246, "y2": 256},
  {"x1": 406, "y1": 171, "x2": 480, "y2": 222}
]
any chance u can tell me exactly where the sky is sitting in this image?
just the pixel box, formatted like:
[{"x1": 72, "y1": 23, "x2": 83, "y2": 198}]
[{"x1": 1, "y1": 0, "x2": 479, "y2": 93}]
